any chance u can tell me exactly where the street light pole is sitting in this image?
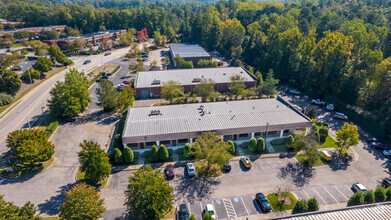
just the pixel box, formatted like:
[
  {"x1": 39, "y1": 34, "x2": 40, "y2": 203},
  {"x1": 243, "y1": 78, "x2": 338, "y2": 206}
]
[
  {"x1": 41, "y1": 107, "x2": 47, "y2": 126},
  {"x1": 26, "y1": 114, "x2": 31, "y2": 129},
  {"x1": 265, "y1": 122, "x2": 269, "y2": 142},
  {"x1": 28, "y1": 68, "x2": 33, "y2": 84}
]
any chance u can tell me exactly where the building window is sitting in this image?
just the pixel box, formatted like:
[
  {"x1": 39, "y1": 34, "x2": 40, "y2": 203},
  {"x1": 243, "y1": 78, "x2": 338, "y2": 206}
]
[
  {"x1": 283, "y1": 129, "x2": 290, "y2": 135},
  {"x1": 146, "y1": 141, "x2": 155, "y2": 147},
  {"x1": 254, "y1": 132, "x2": 264, "y2": 137},
  {"x1": 239, "y1": 133, "x2": 249, "y2": 139},
  {"x1": 178, "y1": 139, "x2": 189, "y2": 144},
  {"x1": 267, "y1": 131, "x2": 278, "y2": 137},
  {"x1": 223, "y1": 135, "x2": 233, "y2": 141},
  {"x1": 129, "y1": 143, "x2": 138, "y2": 148},
  {"x1": 161, "y1": 140, "x2": 171, "y2": 145}
]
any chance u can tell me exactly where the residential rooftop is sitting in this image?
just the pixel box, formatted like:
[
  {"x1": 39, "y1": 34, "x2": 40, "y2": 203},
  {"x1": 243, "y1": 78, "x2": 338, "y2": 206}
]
[
  {"x1": 170, "y1": 43, "x2": 210, "y2": 58},
  {"x1": 123, "y1": 98, "x2": 312, "y2": 138},
  {"x1": 134, "y1": 67, "x2": 256, "y2": 88}
]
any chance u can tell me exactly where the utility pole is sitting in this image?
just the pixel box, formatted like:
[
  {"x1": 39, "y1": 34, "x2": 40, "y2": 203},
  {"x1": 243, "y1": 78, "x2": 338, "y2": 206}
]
[
  {"x1": 26, "y1": 114, "x2": 31, "y2": 129},
  {"x1": 28, "y1": 68, "x2": 33, "y2": 84}
]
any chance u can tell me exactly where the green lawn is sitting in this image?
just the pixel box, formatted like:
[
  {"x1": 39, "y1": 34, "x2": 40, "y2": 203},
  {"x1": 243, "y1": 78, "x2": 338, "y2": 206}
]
[
  {"x1": 270, "y1": 138, "x2": 287, "y2": 145},
  {"x1": 272, "y1": 145, "x2": 290, "y2": 153},
  {"x1": 295, "y1": 154, "x2": 324, "y2": 166},
  {"x1": 267, "y1": 192, "x2": 297, "y2": 211},
  {"x1": 0, "y1": 157, "x2": 54, "y2": 178},
  {"x1": 321, "y1": 136, "x2": 338, "y2": 149}
]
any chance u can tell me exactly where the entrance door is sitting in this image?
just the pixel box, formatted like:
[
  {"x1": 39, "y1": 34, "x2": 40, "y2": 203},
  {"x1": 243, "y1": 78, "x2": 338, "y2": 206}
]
[{"x1": 140, "y1": 90, "x2": 149, "y2": 98}]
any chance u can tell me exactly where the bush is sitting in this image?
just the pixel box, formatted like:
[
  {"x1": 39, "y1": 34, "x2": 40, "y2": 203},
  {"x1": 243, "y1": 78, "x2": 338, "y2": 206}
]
[
  {"x1": 257, "y1": 137, "x2": 265, "y2": 152},
  {"x1": 249, "y1": 138, "x2": 257, "y2": 152},
  {"x1": 319, "y1": 126, "x2": 329, "y2": 142},
  {"x1": 149, "y1": 145, "x2": 159, "y2": 162},
  {"x1": 45, "y1": 130, "x2": 52, "y2": 139},
  {"x1": 123, "y1": 147, "x2": 134, "y2": 163},
  {"x1": 46, "y1": 121, "x2": 59, "y2": 133},
  {"x1": 0, "y1": 93, "x2": 14, "y2": 106},
  {"x1": 307, "y1": 198, "x2": 319, "y2": 212},
  {"x1": 227, "y1": 140, "x2": 235, "y2": 155},
  {"x1": 374, "y1": 186, "x2": 387, "y2": 202},
  {"x1": 347, "y1": 192, "x2": 364, "y2": 206},
  {"x1": 184, "y1": 143, "x2": 192, "y2": 158},
  {"x1": 158, "y1": 144, "x2": 169, "y2": 161},
  {"x1": 292, "y1": 200, "x2": 308, "y2": 214},
  {"x1": 180, "y1": 61, "x2": 193, "y2": 69},
  {"x1": 311, "y1": 124, "x2": 318, "y2": 132},
  {"x1": 114, "y1": 148, "x2": 123, "y2": 164},
  {"x1": 386, "y1": 187, "x2": 391, "y2": 201},
  {"x1": 322, "y1": 122, "x2": 329, "y2": 127},
  {"x1": 285, "y1": 135, "x2": 294, "y2": 148},
  {"x1": 364, "y1": 190, "x2": 375, "y2": 204},
  {"x1": 21, "y1": 68, "x2": 41, "y2": 81}
]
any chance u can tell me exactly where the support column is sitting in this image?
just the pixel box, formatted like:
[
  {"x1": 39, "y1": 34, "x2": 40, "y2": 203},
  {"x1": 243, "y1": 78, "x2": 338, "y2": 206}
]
[
  {"x1": 307, "y1": 127, "x2": 311, "y2": 135},
  {"x1": 251, "y1": 132, "x2": 255, "y2": 139},
  {"x1": 280, "y1": 130, "x2": 283, "y2": 138},
  {"x1": 156, "y1": 141, "x2": 160, "y2": 147},
  {"x1": 123, "y1": 143, "x2": 127, "y2": 148},
  {"x1": 190, "y1": 138, "x2": 193, "y2": 144},
  {"x1": 221, "y1": 135, "x2": 224, "y2": 141}
]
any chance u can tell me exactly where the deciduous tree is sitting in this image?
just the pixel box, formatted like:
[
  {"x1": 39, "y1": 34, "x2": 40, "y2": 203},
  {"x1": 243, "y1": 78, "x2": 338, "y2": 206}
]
[
  {"x1": 193, "y1": 78, "x2": 215, "y2": 102},
  {"x1": 33, "y1": 56, "x2": 53, "y2": 73},
  {"x1": 161, "y1": 81, "x2": 184, "y2": 104},
  {"x1": 335, "y1": 123, "x2": 359, "y2": 152}
]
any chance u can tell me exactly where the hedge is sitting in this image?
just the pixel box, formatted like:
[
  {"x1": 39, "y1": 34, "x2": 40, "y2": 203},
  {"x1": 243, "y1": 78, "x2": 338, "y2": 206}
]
[{"x1": 46, "y1": 121, "x2": 59, "y2": 133}]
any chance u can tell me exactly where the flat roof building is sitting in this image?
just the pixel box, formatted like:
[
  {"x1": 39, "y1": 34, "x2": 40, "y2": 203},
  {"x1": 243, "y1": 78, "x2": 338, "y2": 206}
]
[
  {"x1": 122, "y1": 97, "x2": 313, "y2": 149},
  {"x1": 170, "y1": 43, "x2": 211, "y2": 67},
  {"x1": 134, "y1": 67, "x2": 257, "y2": 98},
  {"x1": 0, "y1": 25, "x2": 65, "y2": 36}
]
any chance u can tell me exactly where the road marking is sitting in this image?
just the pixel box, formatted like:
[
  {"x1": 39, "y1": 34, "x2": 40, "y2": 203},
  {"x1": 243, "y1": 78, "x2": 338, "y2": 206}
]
[
  {"x1": 334, "y1": 186, "x2": 348, "y2": 200},
  {"x1": 212, "y1": 202, "x2": 218, "y2": 219},
  {"x1": 223, "y1": 198, "x2": 237, "y2": 218},
  {"x1": 187, "y1": 203, "x2": 192, "y2": 215},
  {"x1": 215, "y1": 199, "x2": 221, "y2": 205},
  {"x1": 322, "y1": 186, "x2": 339, "y2": 204},
  {"x1": 312, "y1": 188, "x2": 327, "y2": 205},
  {"x1": 200, "y1": 202, "x2": 203, "y2": 212},
  {"x1": 240, "y1": 196, "x2": 249, "y2": 216}
]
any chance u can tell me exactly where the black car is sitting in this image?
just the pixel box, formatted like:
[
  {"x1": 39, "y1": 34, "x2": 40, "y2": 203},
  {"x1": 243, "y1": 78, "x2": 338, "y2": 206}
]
[
  {"x1": 96, "y1": 75, "x2": 109, "y2": 82},
  {"x1": 371, "y1": 142, "x2": 389, "y2": 150},
  {"x1": 255, "y1": 193, "x2": 272, "y2": 212},
  {"x1": 383, "y1": 178, "x2": 391, "y2": 188},
  {"x1": 83, "y1": 60, "x2": 91, "y2": 65},
  {"x1": 179, "y1": 204, "x2": 190, "y2": 220},
  {"x1": 223, "y1": 161, "x2": 231, "y2": 172},
  {"x1": 62, "y1": 117, "x2": 76, "y2": 122},
  {"x1": 104, "y1": 52, "x2": 111, "y2": 56}
]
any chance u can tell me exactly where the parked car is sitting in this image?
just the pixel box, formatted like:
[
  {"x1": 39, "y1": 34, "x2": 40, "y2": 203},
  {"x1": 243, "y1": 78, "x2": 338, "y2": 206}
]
[
  {"x1": 141, "y1": 54, "x2": 149, "y2": 58},
  {"x1": 240, "y1": 156, "x2": 252, "y2": 168},
  {"x1": 311, "y1": 99, "x2": 326, "y2": 105},
  {"x1": 203, "y1": 204, "x2": 216, "y2": 219},
  {"x1": 383, "y1": 150, "x2": 391, "y2": 158},
  {"x1": 186, "y1": 163, "x2": 196, "y2": 177},
  {"x1": 96, "y1": 75, "x2": 109, "y2": 82},
  {"x1": 352, "y1": 182, "x2": 367, "y2": 193},
  {"x1": 382, "y1": 178, "x2": 391, "y2": 188},
  {"x1": 11, "y1": 65, "x2": 22, "y2": 71},
  {"x1": 223, "y1": 161, "x2": 231, "y2": 172},
  {"x1": 123, "y1": 80, "x2": 130, "y2": 85},
  {"x1": 333, "y1": 112, "x2": 348, "y2": 120},
  {"x1": 6, "y1": 48, "x2": 11, "y2": 52},
  {"x1": 371, "y1": 142, "x2": 388, "y2": 150},
  {"x1": 62, "y1": 117, "x2": 76, "y2": 123},
  {"x1": 367, "y1": 137, "x2": 378, "y2": 144},
  {"x1": 319, "y1": 150, "x2": 332, "y2": 162},
  {"x1": 289, "y1": 89, "x2": 300, "y2": 95},
  {"x1": 178, "y1": 204, "x2": 190, "y2": 220},
  {"x1": 117, "y1": 84, "x2": 125, "y2": 91},
  {"x1": 142, "y1": 57, "x2": 149, "y2": 61},
  {"x1": 326, "y1": 104, "x2": 334, "y2": 111},
  {"x1": 83, "y1": 59, "x2": 91, "y2": 65},
  {"x1": 164, "y1": 164, "x2": 175, "y2": 179},
  {"x1": 255, "y1": 193, "x2": 272, "y2": 212},
  {"x1": 141, "y1": 52, "x2": 148, "y2": 56},
  {"x1": 104, "y1": 52, "x2": 111, "y2": 56}
]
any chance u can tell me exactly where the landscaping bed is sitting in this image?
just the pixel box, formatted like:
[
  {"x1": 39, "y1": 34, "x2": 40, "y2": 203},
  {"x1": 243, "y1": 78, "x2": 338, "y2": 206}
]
[
  {"x1": 240, "y1": 141, "x2": 269, "y2": 155},
  {"x1": 270, "y1": 137, "x2": 290, "y2": 153},
  {"x1": 267, "y1": 192, "x2": 297, "y2": 211},
  {"x1": 295, "y1": 154, "x2": 324, "y2": 166},
  {"x1": 0, "y1": 157, "x2": 55, "y2": 178},
  {"x1": 143, "y1": 149, "x2": 174, "y2": 164},
  {"x1": 321, "y1": 136, "x2": 338, "y2": 149}
]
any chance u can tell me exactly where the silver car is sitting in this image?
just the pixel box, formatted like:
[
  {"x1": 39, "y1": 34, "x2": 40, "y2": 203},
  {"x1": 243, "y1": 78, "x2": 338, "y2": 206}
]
[
  {"x1": 352, "y1": 182, "x2": 367, "y2": 193},
  {"x1": 186, "y1": 163, "x2": 196, "y2": 177}
]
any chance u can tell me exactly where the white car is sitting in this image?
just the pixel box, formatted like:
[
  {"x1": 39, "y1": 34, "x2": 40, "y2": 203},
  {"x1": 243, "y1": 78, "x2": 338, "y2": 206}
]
[
  {"x1": 312, "y1": 99, "x2": 326, "y2": 105},
  {"x1": 289, "y1": 89, "x2": 300, "y2": 95},
  {"x1": 203, "y1": 204, "x2": 216, "y2": 219},
  {"x1": 334, "y1": 112, "x2": 348, "y2": 120},
  {"x1": 383, "y1": 150, "x2": 391, "y2": 158},
  {"x1": 326, "y1": 104, "x2": 334, "y2": 111},
  {"x1": 352, "y1": 182, "x2": 367, "y2": 193},
  {"x1": 186, "y1": 163, "x2": 196, "y2": 177}
]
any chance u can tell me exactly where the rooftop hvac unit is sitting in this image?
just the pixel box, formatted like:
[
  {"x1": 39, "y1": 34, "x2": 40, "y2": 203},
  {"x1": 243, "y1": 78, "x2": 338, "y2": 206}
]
[
  {"x1": 149, "y1": 110, "x2": 161, "y2": 116},
  {"x1": 192, "y1": 78, "x2": 201, "y2": 82},
  {"x1": 151, "y1": 79, "x2": 160, "y2": 85}
]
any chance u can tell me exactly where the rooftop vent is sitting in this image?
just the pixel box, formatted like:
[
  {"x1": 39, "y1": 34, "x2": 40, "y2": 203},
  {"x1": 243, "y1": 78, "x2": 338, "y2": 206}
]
[
  {"x1": 151, "y1": 79, "x2": 160, "y2": 85},
  {"x1": 223, "y1": 73, "x2": 226, "y2": 75},
  {"x1": 193, "y1": 78, "x2": 201, "y2": 82},
  {"x1": 149, "y1": 110, "x2": 161, "y2": 116}
]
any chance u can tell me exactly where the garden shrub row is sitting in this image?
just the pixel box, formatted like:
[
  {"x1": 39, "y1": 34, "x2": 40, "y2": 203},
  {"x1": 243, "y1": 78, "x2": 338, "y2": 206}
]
[{"x1": 348, "y1": 186, "x2": 391, "y2": 206}]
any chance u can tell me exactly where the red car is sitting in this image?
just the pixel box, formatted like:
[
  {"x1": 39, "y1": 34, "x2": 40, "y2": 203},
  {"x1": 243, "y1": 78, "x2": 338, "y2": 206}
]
[
  {"x1": 165, "y1": 164, "x2": 175, "y2": 179},
  {"x1": 123, "y1": 80, "x2": 129, "y2": 85}
]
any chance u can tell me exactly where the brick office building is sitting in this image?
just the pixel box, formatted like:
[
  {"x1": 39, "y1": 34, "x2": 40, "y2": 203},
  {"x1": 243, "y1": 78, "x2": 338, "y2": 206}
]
[
  {"x1": 122, "y1": 97, "x2": 313, "y2": 149},
  {"x1": 134, "y1": 67, "x2": 257, "y2": 98},
  {"x1": 170, "y1": 43, "x2": 211, "y2": 67}
]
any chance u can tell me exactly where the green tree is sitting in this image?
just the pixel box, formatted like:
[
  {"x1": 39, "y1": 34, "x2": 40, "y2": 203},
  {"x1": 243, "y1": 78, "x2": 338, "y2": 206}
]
[
  {"x1": 319, "y1": 126, "x2": 329, "y2": 142},
  {"x1": 374, "y1": 186, "x2": 387, "y2": 202},
  {"x1": 154, "y1": 31, "x2": 163, "y2": 46},
  {"x1": 60, "y1": 183, "x2": 105, "y2": 220},
  {"x1": 292, "y1": 131, "x2": 321, "y2": 166},
  {"x1": 257, "y1": 137, "x2": 265, "y2": 152},
  {"x1": 21, "y1": 68, "x2": 41, "y2": 81},
  {"x1": 261, "y1": 70, "x2": 279, "y2": 96},
  {"x1": 0, "y1": 54, "x2": 18, "y2": 70},
  {"x1": 229, "y1": 75, "x2": 246, "y2": 99},
  {"x1": 227, "y1": 140, "x2": 235, "y2": 155},
  {"x1": 386, "y1": 187, "x2": 391, "y2": 201},
  {"x1": 117, "y1": 86, "x2": 135, "y2": 111},
  {"x1": 161, "y1": 81, "x2": 184, "y2": 104},
  {"x1": 189, "y1": 214, "x2": 196, "y2": 220},
  {"x1": 48, "y1": 44, "x2": 70, "y2": 65},
  {"x1": 292, "y1": 199, "x2": 308, "y2": 214},
  {"x1": 0, "y1": 195, "x2": 40, "y2": 220},
  {"x1": 335, "y1": 123, "x2": 359, "y2": 152},
  {"x1": 158, "y1": 144, "x2": 169, "y2": 161},
  {"x1": 39, "y1": 29, "x2": 60, "y2": 40},
  {"x1": 123, "y1": 147, "x2": 134, "y2": 164},
  {"x1": 96, "y1": 79, "x2": 118, "y2": 112},
  {"x1": 33, "y1": 56, "x2": 53, "y2": 73},
  {"x1": 6, "y1": 128, "x2": 55, "y2": 164},
  {"x1": 0, "y1": 93, "x2": 14, "y2": 106},
  {"x1": 364, "y1": 190, "x2": 375, "y2": 204},
  {"x1": 78, "y1": 140, "x2": 111, "y2": 184},
  {"x1": 203, "y1": 211, "x2": 213, "y2": 220},
  {"x1": 114, "y1": 148, "x2": 123, "y2": 164},
  {"x1": 149, "y1": 145, "x2": 159, "y2": 162},
  {"x1": 307, "y1": 198, "x2": 319, "y2": 212},
  {"x1": 197, "y1": 59, "x2": 218, "y2": 68},
  {"x1": 193, "y1": 78, "x2": 215, "y2": 102},
  {"x1": 249, "y1": 138, "x2": 257, "y2": 152},
  {"x1": 184, "y1": 143, "x2": 192, "y2": 158},
  {"x1": 180, "y1": 61, "x2": 193, "y2": 69},
  {"x1": 174, "y1": 54, "x2": 185, "y2": 67},
  {"x1": 286, "y1": 135, "x2": 294, "y2": 148},
  {"x1": 124, "y1": 166, "x2": 174, "y2": 219},
  {"x1": 0, "y1": 69, "x2": 22, "y2": 95},
  {"x1": 348, "y1": 192, "x2": 364, "y2": 206},
  {"x1": 150, "y1": 60, "x2": 159, "y2": 69},
  {"x1": 49, "y1": 69, "x2": 91, "y2": 117}
]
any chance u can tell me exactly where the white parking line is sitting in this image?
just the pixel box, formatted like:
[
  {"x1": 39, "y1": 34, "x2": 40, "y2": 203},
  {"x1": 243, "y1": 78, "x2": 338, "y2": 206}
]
[
  {"x1": 200, "y1": 202, "x2": 203, "y2": 212},
  {"x1": 301, "y1": 189, "x2": 310, "y2": 200},
  {"x1": 212, "y1": 202, "x2": 219, "y2": 219},
  {"x1": 344, "y1": 184, "x2": 352, "y2": 192},
  {"x1": 312, "y1": 188, "x2": 327, "y2": 205},
  {"x1": 240, "y1": 196, "x2": 249, "y2": 216},
  {"x1": 223, "y1": 198, "x2": 237, "y2": 218},
  {"x1": 187, "y1": 203, "x2": 192, "y2": 215},
  {"x1": 334, "y1": 186, "x2": 348, "y2": 200},
  {"x1": 323, "y1": 186, "x2": 338, "y2": 204}
]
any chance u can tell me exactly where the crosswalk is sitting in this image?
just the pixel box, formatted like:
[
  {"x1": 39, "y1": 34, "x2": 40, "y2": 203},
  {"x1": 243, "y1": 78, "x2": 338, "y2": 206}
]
[{"x1": 223, "y1": 198, "x2": 237, "y2": 218}]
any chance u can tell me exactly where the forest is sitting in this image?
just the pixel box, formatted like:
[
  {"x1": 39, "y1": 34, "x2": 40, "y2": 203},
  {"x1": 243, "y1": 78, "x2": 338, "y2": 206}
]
[{"x1": 1, "y1": 0, "x2": 390, "y2": 141}]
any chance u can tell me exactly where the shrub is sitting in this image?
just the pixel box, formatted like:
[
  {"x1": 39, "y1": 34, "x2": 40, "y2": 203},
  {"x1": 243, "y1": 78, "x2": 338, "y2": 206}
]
[
  {"x1": 202, "y1": 211, "x2": 213, "y2": 220},
  {"x1": 158, "y1": 144, "x2": 169, "y2": 161},
  {"x1": 45, "y1": 130, "x2": 52, "y2": 139},
  {"x1": 227, "y1": 140, "x2": 235, "y2": 155},
  {"x1": 46, "y1": 121, "x2": 59, "y2": 133},
  {"x1": 322, "y1": 122, "x2": 329, "y2": 127},
  {"x1": 386, "y1": 187, "x2": 391, "y2": 201},
  {"x1": 364, "y1": 190, "x2": 375, "y2": 204},
  {"x1": 149, "y1": 145, "x2": 159, "y2": 162},
  {"x1": 257, "y1": 137, "x2": 265, "y2": 152},
  {"x1": 311, "y1": 124, "x2": 318, "y2": 132},
  {"x1": 374, "y1": 186, "x2": 387, "y2": 202},
  {"x1": 123, "y1": 147, "x2": 134, "y2": 163},
  {"x1": 285, "y1": 135, "x2": 294, "y2": 148},
  {"x1": 292, "y1": 200, "x2": 308, "y2": 214},
  {"x1": 180, "y1": 61, "x2": 193, "y2": 69},
  {"x1": 312, "y1": 131, "x2": 320, "y2": 142},
  {"x1": 114, "y1": 148, "x2": 123, "y2": 164},
  {"x1": 184, "y1": 143, "x2": 192, "y2": 158},
  {"x1": 0, "y1": 93, "x2": 14, "y2": 106},
  {"x1": 21, "y1": 68, "x2": 41, "y2": 81},
  {"x1": 191, "y1": 142, "x2": 201, "y2": 155},
  {"x1": 319, "y1": 126, "x2": 329, "y2": 142},
  {"x1": 307, "y1": 198, "x2": 319, "y2": 212},
  {"x1": 249, "y1": 138, "x2": 257, "y2": 152},
  {"x1": 114, "y1": 134, "x2": 123, "y2": 150},
  {"x1": 341, "y1": 151, "x2": 348, "y2": 157},
  {"x1": 347, "y1": 192, "x2": 364, "y2": 206}
]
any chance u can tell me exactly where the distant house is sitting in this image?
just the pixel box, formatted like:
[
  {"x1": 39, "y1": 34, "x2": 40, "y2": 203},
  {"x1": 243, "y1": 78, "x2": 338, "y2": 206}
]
[
  {"x1": 0, "y1": 19, "x2": 8, "y2": 24},
  {"x1": 0, "y1": 25, "x2": 65, "y2": 36},
  {"x1": 134, "y1": 67, "x2": 257, "y2": 98},
  {"x1": 170, "y1": 43, "x2": 211, "y2": 67}
]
